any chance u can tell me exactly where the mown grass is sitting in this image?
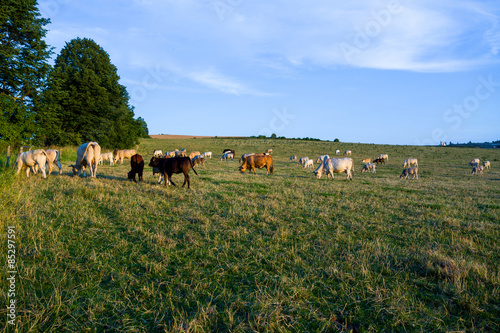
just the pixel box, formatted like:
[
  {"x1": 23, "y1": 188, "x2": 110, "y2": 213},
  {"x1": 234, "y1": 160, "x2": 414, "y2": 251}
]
[{"x1": 1, "y1": 138, "x2": 499, "y2": 332}]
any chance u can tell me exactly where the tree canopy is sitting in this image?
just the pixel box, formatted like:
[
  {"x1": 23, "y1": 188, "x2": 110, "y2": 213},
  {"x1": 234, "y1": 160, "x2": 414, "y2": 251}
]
[
  {"x1": 0, "y1": 0, "x2": 52, "y2": 147},
  {"x1": 37, "y1": 37, "x2": 147, "y2": 148},
  {"x1": 1, "y1": 1, "x2": 149, "y2": 149}
]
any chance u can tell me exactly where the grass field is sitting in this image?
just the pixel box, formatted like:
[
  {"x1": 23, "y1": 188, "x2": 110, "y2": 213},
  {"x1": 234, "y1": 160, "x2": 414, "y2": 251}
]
[{"x1": 1, "y1": 137, "x2": 499, "y2": 332}]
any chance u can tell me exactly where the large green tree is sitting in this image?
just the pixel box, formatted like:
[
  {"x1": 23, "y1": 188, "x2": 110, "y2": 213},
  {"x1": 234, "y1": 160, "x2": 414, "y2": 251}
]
[
  {"x1": 37, "y1": 37, "x2": 148, "y2": 148},
  {"x1": 0, "y1": 0, "x2": 52, "y2": 147}
]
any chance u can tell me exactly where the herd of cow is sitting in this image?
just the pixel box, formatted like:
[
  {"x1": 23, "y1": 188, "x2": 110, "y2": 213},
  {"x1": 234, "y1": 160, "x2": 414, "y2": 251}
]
[{"x1": 13, "y1": 141, "x2": 492, "y2": 189}]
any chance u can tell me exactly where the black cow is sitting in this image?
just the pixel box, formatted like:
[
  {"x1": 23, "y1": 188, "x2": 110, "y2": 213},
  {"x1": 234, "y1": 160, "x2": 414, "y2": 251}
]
[
  {"x1": 149, "y1": 156, "x2": 198, "y2": 189},
  {"x1": 128, "y1": 154, "x2": 144, "y2": 182}
]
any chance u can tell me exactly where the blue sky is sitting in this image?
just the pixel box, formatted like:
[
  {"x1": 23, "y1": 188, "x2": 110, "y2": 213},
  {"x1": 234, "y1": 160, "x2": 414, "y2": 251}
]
[{"x1": 40, "y1": 0, "x2": 500, "y2": 145}]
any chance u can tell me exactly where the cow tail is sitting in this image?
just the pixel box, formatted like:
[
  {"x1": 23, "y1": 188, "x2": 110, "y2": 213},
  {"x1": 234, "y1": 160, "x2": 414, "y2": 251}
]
[
  {"x1": 41, "y1": 149, "x2": 52, "y2": 170},
  {"x1": 190, "y1": 159, "x2": 199, "y2": 176},
  {"x1": 270, "y1": 161, "x2": 274, "y2": 174},
  {"x1": 81, "y1": 142, "x2": 93, "y2": 164}
]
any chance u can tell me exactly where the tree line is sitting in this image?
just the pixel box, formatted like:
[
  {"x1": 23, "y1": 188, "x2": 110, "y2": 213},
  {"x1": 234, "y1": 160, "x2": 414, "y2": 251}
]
[{"x1": 0, "y1": 0, "x2": 149, "y2": 151}]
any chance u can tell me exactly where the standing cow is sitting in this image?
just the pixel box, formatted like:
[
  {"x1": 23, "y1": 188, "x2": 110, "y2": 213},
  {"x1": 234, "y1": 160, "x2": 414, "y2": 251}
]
[
  {"x1": 15, "y1": 149, "x2": 50, "y2": 179},
  {"x1": 70, "y1": 142, "x2": 101, "y2": 178},
  {"x1": 128, "y1": 154, "x2": 144, "y2": 182},
  {"x1": 149, "y1": 156, "x2": 199, "y2": 189}
]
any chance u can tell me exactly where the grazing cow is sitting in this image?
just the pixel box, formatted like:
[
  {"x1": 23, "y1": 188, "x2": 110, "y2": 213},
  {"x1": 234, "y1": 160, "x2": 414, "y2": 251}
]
[
  {"x1": 373, "y1": 158, "x2": 385, "y2": 164},
  {"x1": 99, "y1": 152, "x2": 114, "y2": 166},
  {"x1": 15, "y1": 149, "x2": 49, "y2": 179},
  {"x1": 153, "y1": 150, "x2": 163, "y2": 158},
  {"x1": 483, "y1": 161, "x2": 490, "y2": 169},
  {"x1": 221, "y1": 152, "x2": 234, "y2": 161},
  {"x1": 128, "y1": 154, "x2": 144, "y2": 182},
  {"x1": 400, "y1": 167, "x2": 418, "y2": 179},
  {"x1": 70, "y1": 142, "x2": 101, "y2": 178},
  {"x1": 164, "y1": 151, "x2": 176, "y2": 158},
  {"x1": 471, "y1": 166, "x2": 484, "y2": 175},
  {"x1": 203, "y1": 151, "x2": 212, "y2": 159},
  {"x1": 239, "y1": 153, "x2": 255, "y2": 163},
  {"x1": 377, "y1": 154, "x2": 389, "y2": 161},
  {"x1": 290, "y1": 155, "x2": 297, "y2": 161},
  {"x1": 403, "y1": 158, "x2": 418, "y2": 168},
  {"x1": 113, "y1": 149, "x2": 136, "y2": 164},
  {"x1": 44, "y1": 149, "x2": 62, "y2": 175},
  {"x1": 335, "y1": 149, "x2": 341, "y2": 155},
  {"x1": 223, "y1": 149, "x2": 235, "y2": 157},
  {"x1": 316, "y1": 155, "x2": 330, "y2": 163},
  {"x1": 362, "y1": 158, "x2": 371, "y2": 164},
  {"x1": 469, "y1": 158, "x2": 480, "y2": 167},
  {"x1": 189, "y1": 151, "x2": 201, "y2": 160},
  {"x1": 304, "y1": 159, "x2": 314, "y2": 168},
  {"x1": 314, "y1": 158, "x2": 353, "y2": 180},
  {"x1": 239, "y1": 154, "x2": 274, "y2": 175},
  {"x1": 361, "y1": 163, "x2": 376, "y2": 173},
  {"x1": 266, "y1": 148, "x2": 273, "y2": 154},
  {"x1": 299, "y1": 157, "x2": 309, "y2": 164},
  {"x1": 192, "y1": 155, "x2": 205, "y2": 167},
  {"x1": 149, "y1": 156, "x2": 198, "y2": 189},
  {"x1": 344, "y1": 150, "x2": 352, "y2": 156}
]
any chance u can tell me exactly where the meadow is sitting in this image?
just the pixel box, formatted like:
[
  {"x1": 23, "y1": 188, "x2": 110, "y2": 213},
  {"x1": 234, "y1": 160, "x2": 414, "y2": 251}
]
[{"x1": 1, "y1": 137, "x2": 499, "y2": 332}]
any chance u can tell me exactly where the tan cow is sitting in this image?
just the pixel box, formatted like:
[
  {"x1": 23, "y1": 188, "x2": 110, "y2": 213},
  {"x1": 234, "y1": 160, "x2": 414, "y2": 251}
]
[
  {"x1": 362, "y1": 158, "x2": 371, "y2": 164},
  {"x1": 15, "y1": 149, "x2": 50, "y2": 179},
  {"x1": 113, "y1": 149, "x2": 136, "y2": 164},
  {"x1": 33, "y1": 149, "x2": 62, "y2": 175},
  {"x1": 239, "y1": 154, "x2": 274, "y2": 175},
  {"x1": 71, "y1": 142, "x2": 101, "y2": 178},
  {"x1": 189, "y1": 151, "x2": 201, "y2": 160}
]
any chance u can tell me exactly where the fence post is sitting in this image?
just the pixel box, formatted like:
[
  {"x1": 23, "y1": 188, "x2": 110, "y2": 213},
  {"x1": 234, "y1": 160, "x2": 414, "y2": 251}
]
[{"x1": 6, "y1": 146, "x2": 10, "y2": 167}]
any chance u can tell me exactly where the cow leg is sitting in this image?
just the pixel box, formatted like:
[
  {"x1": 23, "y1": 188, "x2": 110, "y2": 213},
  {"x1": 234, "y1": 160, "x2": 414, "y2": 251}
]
[
  {"x1": 182, "y1": 173, "x2": 190, "y2": 188},
  {"x1": 26, "y1": 167, "x2": 30, "y2": 178},
  {"x1": 138, "y1": 171, "x2": 143, "y2": 182}
]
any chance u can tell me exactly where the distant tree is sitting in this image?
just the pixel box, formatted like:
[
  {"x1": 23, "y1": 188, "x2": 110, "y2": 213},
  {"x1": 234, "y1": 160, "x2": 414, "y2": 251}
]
[
  {"x1": 0, "y1": 0, "x2": 52, "y2": 146},
  {"x1": 271, "y1": 133, "x2": 277, "y2": 139},
  {"x1": 36, "y1": 37, "x2": 148, "y2": 148},
  {"x1": 333, "y1": 138, "x2": 340, "y2": 142}
]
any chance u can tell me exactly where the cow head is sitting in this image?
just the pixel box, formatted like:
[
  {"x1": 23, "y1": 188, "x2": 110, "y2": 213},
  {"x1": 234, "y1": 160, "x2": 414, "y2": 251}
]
[
  {"x1": 149, "y1": 157, "x2": 160, "y2": 168},
  {"x1": 69, "y1": 164, "x2": 79, "y2": 176},
  {"x1": 238, "y1": 165, "x2": 246, "y2": 173}
]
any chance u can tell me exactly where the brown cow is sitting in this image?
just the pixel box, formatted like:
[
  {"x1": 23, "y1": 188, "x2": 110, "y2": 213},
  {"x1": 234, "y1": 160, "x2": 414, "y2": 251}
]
[
  {"x1": 239, "y1": 154, "x2": 274, "y2": 175},
  {"x1": 189, "y1": 151, "x2": 201, "y2": 160},
  {"x1": 128, "y1": 154, "x2": 144, "y2": 182},
  {"x1": 373, "y1": 158, "x2": 385, "y2": 165},
  {"x1": 149, "y1": 156, "x2": 198, "y2": 189}
]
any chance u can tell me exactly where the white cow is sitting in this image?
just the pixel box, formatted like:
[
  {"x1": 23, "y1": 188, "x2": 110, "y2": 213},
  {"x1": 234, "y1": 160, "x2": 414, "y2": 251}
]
[
  {"x1": 377, "y1": 154, "x2": 389, "y2": 161},
  {"x1": 314, "y1": 158, "x2": 353, "y2": 180},
  {"x1": 71, "y1": 142, "x2": 101, "y2": 178},
  {"x1": 469, "y1": 158, "x2": 480, "y2": 167},
  {"x1": 316, "y1": 155, "x2": 330, "y2": 163},
  {"x1": 153, "y1": 150, "x2": 163, "y2": 157},
  {"x1": 400, "y1": 167, "x2": 418, "y2": 179},
  {"x1": 335, "y1": 149, "x2": 341, "y2": 155},
  {"x1": 203, "y1": 151, "x2": 212, "y2": 159},
  {"x1": 471, "y1": 166, "x2": 484, "y2": 175},
  {"x1": 403, "y1": 158, "x2": 418, "y2": 168},
  {"x1": 239, "y1": 153, "x2": 255, "y2": 163},
  {"x1": 290, "y1": 155, "x2": 297, "y2": 161},
  {"x1": 299, "y1": 157, "x2": 309, "y2": 164},
  {"x1": 304, "y1": 159, "x2": 314, "y2": 168},
  {"x1": 99, "y1": 152, "x2": 114, "y2": 166},
  {"x1": 361, "y1": 163, "x2": 376, "y2": 173},
  {"x1": 33, "y1": 149, "x2": 62, "y2": 175},
  {"x1": 344, "y1": 150, "x2": 352, "y2": 156},
  {"x1": 221, "y1": 152, "x2": 234, "y2": 161},
  {"x1": 15, "y1": 149, "x2": 49, "y2": 179},
  {"x1": 483, "y1": 161, "x2": 490, "y2": 169}
]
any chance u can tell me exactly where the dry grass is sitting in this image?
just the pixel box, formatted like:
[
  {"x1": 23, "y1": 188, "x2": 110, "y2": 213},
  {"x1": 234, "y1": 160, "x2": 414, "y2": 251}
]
[{"x1": 0, "y1": 138, "x2": 499, "y2": 332}]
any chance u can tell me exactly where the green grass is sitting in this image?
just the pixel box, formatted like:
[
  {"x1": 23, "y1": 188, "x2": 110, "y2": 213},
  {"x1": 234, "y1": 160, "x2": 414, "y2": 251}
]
[{"x1": 1, "y1": 138, "x2": 499, "y2": 332}]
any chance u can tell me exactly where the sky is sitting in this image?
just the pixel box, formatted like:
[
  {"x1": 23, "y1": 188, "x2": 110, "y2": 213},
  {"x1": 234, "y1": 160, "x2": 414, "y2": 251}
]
[{"x1": 39, "y1": 0, "x2": 500, "y2": 145}]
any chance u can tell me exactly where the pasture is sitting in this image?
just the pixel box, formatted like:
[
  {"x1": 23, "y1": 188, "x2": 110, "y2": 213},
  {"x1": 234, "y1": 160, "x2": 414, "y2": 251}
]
[{"x1": 1, "y1": 138, "x2": 499, "y2": 332}]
